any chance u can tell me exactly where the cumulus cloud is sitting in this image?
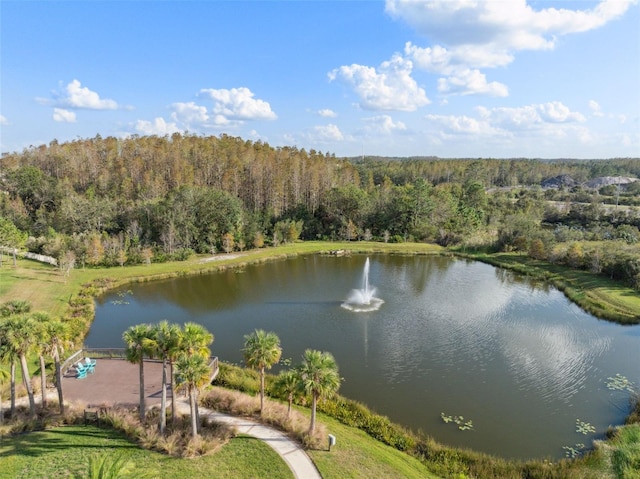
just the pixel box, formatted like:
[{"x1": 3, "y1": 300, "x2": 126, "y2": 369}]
[
  {"x1": 170, "y1": 102, "x2": 209, "y2": 126},
  {"x1": 386, "y1": 0, "x2": 635, "y2": 52},
  {"x1": 199, "y1": 87, "x2": 277, "y2": 122},
  {"x1": 477, "y1": 101, "x2": 585, "y2": 129},
  {"x1": 52, "y1": 108, "x2": 77, "y2": 123},
  {"x1": 58, "y1": 79, "x2": 119, "y2": 110},
  {"x1": 387, "y1": 0, "x2": 636, "y2": 97},
  {"x1": 437, "y1": 68, "x2": 508, "y2": 97},
  {"x1": 362, "y1": 115, "x2": 407, "y2": 135},
  {"x1": 425, "y1": 113, "x2": 501, "y2": 136},
  {"x1": 311, "y1": 124, "x2": 344, "y2": 141},
  {"x1": 0, "y1": 114, "x2": 8, "y2": 125},
  {"x1": 589, "y1": 100, "x2": 604, "y2": 117},
  {"x1": 423, "y1": 100, "x2": 588, "y2": 149},
  {"x1": 329, "y1": 54, "x2": 430, "y2": 111},
  {"x1": 318, "y1": 108, "x2": 337, "y2": 118},
  {"x1": 135, "y1": 117, "x2": 180, "y2": 136}
]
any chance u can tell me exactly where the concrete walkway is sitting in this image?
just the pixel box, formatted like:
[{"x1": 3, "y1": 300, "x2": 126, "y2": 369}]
[
  {"x1": 58, "y1": 358, "x2": 321, "y2": 479},
  {"x1": 176, "y1": 401, "x2": 322, "y2": 479}
]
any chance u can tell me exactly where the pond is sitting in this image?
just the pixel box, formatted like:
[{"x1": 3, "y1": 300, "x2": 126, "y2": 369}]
[{"x1": 87, "y1": 254, "x2": 640, "y2": 459}]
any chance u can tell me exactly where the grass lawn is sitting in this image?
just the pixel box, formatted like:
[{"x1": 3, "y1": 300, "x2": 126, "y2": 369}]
[
  {"x1": 308, "y1": 413, "x2": 440, "y2": 479},
  {"x1": 0, "y1": 426, "x2": 294, "y2": 479}
]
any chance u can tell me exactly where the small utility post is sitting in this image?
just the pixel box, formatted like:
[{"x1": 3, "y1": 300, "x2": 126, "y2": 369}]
[{"x1": 328, "y1": 434, "x2": 336, "y2": 452}]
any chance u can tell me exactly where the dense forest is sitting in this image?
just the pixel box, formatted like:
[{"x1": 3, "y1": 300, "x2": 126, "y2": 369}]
[{"x1": 1, "y1": 133, "x2": 639, "y2": 289}]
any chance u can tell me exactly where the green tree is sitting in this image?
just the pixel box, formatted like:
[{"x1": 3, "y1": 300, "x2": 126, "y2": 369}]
[
  {"x1": 33, "y1": 312, "x2": 54, "y2": 409},
  {"x1": 3, "y1": 314, "x2": 38, "y2": 417},
  {"x1": 0, "y1": 366, "x2": 9, "y2": 425},
  {"x1": 147, "y1": 321, "x2": 182, "y2": 433},
  {"x1": 123, "y1": 324, "x2": 154, "y2": 421},
  {"x1": 179, "y1": 323, "x2": 213, "y2": 423},
  {"x1": 0, "y1": 301, "x2": 31, "y2": 417},
  {"x1": 41, "y1": 317, "x2": 69, "y2": 414},
  {"x1": 242, "y1": 329, "x2": 282, "y2": 416},
  {"x1": 0, "y1": 217, "x2": 27, "y2": 267},
  {"x1": 175, "y1": 353, "x2": 211, "y2": 438},
  {"x1": 272, "y1": 369, "x2": 301, "y2": 418},
  {"x1": 298, "y1": 349, "x2": 341, "y2": 434}
]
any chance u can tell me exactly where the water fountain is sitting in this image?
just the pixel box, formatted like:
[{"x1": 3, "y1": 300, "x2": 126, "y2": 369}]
[{"x1": 342, "y1": 257, "x2": 384, "y2": 312}]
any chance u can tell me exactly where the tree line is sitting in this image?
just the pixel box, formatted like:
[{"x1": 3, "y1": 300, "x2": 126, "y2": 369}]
[{"x1": 1, "y1": 133, "x2": 639, "y2": 289}]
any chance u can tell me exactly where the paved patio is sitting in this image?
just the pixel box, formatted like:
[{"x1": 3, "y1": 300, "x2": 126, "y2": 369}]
[{"x1": 61, "y1": 358, "x2": 173, "y2": 409}]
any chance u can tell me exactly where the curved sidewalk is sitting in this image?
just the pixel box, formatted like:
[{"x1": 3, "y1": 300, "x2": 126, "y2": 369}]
[
  {"x1": 60, "y1": 358, "x2": 321, "y2": 479},
  {"x1": 177, "y1": 402, "x2": 322, "y2": 479}
]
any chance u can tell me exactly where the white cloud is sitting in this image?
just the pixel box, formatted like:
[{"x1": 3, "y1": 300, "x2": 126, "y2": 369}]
[
  {"x1": 0, "y1": 114, "x2": 8, "y2": 125},
  {"x1": 589, "y1": 100, "x2": 604, "y2": 117},
  {"x1": 135, "y1": 117, "x2": 180, "y2": 136},
  {"x1": 329, "y1": 54, "x2": 430, "y2": 111},
  {"x1": 437, "y1": 68, "x2": 508, "y2": 97},
  {"x1": 199, "y1": 87, "x2": 277, "y2": 122},
  {"x1": 479, "y1": 102, "x2": 586, "y2": 130},
  {"x1": 390, "y1": 0, "x2": 637, "y2": 98},
  {"x1": 52, "y1": 108, "x2": 76, "y2": 123},
  {"x1": 362, "y1": 115, "x2": 407, "y2": 135},
  {"x1": 386, "y1": 0, "x2": 635, "y2": 52},
  {"x1": 59, "y1": 79, "x2": 118, "y2": 110},
  {"x1": 318, "y1": 108, "x2": 337, "y2": 118},
  {"x1": 170, "y1": 102, "x2": 209, "y2": 125},
  {"x1": 538, "y1": 101, "x2": 586, "y2": 123},
  {"x1": 312, "y1": 124, "x2": 344, "y2": 141},
  {"x1": 425, "y1": 113, "x2": 500, "y2": 136}
]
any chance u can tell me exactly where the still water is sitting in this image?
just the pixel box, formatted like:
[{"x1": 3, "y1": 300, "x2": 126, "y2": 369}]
[{"x1": 87, "y1": 255, "x2": 640, "y2": 459}]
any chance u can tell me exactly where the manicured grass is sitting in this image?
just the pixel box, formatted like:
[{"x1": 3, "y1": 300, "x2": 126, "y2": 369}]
[
  {"x1": 0, "y1": 426, "x2": 293, "y2": 479},
  {"x1": 459, "y1": 251, "x2": 640, "y2": 324},
  {"x1": 308, "y1": 413, "x2": 440, "y2": 479}
]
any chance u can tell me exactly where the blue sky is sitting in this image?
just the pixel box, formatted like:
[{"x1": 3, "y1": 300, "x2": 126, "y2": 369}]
[{"x1": 1, "y1": 0, "x2": 639, "y2": 158}]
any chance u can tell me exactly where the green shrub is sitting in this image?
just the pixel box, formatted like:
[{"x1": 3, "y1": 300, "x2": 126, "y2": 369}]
[{"x1": 215, "y1": 362, "x2": 260, "y2": 394}]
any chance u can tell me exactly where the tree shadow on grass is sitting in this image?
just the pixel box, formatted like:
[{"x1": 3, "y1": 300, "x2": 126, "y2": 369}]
[{"x1": 0, "y1": 426, "x2": 139, "y2": 459}]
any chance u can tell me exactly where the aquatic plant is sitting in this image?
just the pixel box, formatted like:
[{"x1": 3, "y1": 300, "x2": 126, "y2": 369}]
[
  {"x1": 575, "y1": 419, "x2": 596, "y2": 435},
  {"x1": 606, "y1": 373, "x2": 635, "y2": 393},
  {"x1": 440, "y1": 412, "x2": 474, "y2": 431},
  {"x1": 562, "y1": 443, "x2": 585, "y2": 458}
]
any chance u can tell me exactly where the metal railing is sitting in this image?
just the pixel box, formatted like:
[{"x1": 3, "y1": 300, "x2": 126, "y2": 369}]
[{"x1": 62, "y1": 347, "x2": 219, "y2": 381}]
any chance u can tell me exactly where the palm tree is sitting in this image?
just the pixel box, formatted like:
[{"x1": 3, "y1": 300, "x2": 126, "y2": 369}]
[
  {"x1": 147, "y1": 321, "x2": 181, "y2": 433},
  {"x1": 41, "y1": 317, "x2": 69, "y2": 414},
  {"x1": 0, "y1": 300, "x2": 30, "y2": 417},
  {"x1": 3, "y1": 314, "x2": 38, "y2": 418},
  {"x1": 179, "y1": 322, "x2": 213, "y2": 424},
  {"x1": 123, "y1": 323, "x2": 154, "y2": 422},
  {"x1": 180, "y1": 322, "x2": 213, "y2": 357},
  {"x1": 0, "y1": 366, "x2": 9, "y2": 425},
  {"x1": 175, "y1": 353, "x2": 210, "y2": 438},
  {"x1": 299, "y1": 349, "x2": 341, "y2": 434},
  {"x1": 32, "y1": 312, "x2": 53, "y2": 409},
  {"x1": 242, "y1": 329, "x2": 282, "y2": 416},
  {"x1": 272, "y1": 369, "x2": 301, "y2": 418},
  {"x1": 0, "y1": 321, "x2": 17, "y2": 417}
]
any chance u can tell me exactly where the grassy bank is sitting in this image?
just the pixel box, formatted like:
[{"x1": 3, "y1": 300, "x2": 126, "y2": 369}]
[
  {"x1": 0, "y1": 241, "x2": 443, "y2": 318},
  {"x1": 216, "y1": 362, "x2": 640, "y2": 479},
  {"x1": 456, "y1": 251, "x2": 640, "y2": 325},
  {"x1": 4, "y1": 240, "x2": 638, "y2": 326}
]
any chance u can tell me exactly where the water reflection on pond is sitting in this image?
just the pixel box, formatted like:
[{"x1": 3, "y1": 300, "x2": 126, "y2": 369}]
[{"x1": 88, "y1": 254, "x2": 640, "y2": 459}]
